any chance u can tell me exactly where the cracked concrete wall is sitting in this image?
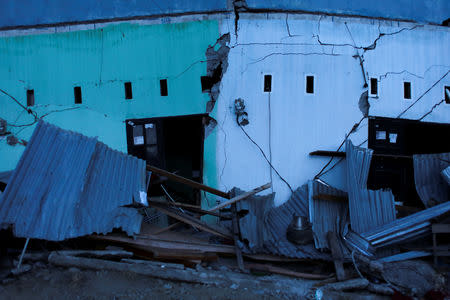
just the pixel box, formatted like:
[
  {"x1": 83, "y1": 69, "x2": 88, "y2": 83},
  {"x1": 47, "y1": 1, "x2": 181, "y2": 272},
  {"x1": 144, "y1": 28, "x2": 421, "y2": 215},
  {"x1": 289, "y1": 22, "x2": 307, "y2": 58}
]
[
  {"x1": 213, "y1": 13, "x2": 450, "y2": 206},
  {"x1": 0, "y1": 19, "x2": 221, "y2": 172}
]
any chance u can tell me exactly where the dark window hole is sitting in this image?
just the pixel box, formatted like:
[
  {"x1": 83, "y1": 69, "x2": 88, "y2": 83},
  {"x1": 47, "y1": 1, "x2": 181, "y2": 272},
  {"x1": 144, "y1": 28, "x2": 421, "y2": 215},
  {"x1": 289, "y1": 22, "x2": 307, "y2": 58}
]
[
  {"x1": 26, "y1": 89, "x2": 34, "y2": 107},
  {"x1": 306, "y1": 75, "x2": 314, "y2": 94},
  {"x1": 125, "y1": 82, "x2": 133, "y2": 99},
  {"x1": 264, "y1": 75, "x2": 272, "y2": 92},
  {"x1": 160, "y1": 79, "x2": 168, "y2": 97}
]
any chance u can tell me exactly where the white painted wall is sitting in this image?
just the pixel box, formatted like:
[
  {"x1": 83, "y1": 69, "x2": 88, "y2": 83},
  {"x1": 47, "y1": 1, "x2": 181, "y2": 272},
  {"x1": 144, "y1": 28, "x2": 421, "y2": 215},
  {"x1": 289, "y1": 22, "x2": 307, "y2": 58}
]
[{"x1": 212, "y1": 13, "x2": 450, "y2": 205}]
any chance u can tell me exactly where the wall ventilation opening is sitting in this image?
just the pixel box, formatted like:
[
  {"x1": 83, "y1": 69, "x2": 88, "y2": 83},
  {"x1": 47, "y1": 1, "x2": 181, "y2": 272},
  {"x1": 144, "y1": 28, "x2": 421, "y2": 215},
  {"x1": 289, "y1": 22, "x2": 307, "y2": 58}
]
[
  {"x1": 74, "y1": 86, "x2": 82, "y2": 104},
  {"x1": 26, "y1": 89, "x2": 34, "y2": 107},
  {"x1": 263, "y1": 75, "x2": 272, "y2": 92},
  {"x1": 445, "y1": 86, "x2": 450, "y2": 104},
  {"x1": 403, "y1": 82, "x2": 411, "y2": 100},
  {"x1": 306, "y1": 75, "x2": 314, "y2": 94},
  {"x1": 370, "y1": 78, "x2": 378, "y2": 96},
  {"x1": 160, "y1": 79, "x2": 168, "y2": 97},
  {"x1": 125, "y1": 82, "x2": 133, "y2": 99}
]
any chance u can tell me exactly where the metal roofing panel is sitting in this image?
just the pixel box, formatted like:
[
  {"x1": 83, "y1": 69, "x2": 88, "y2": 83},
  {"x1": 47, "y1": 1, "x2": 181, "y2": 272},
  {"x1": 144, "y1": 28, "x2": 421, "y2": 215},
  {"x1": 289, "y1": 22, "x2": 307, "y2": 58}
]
[
  {"x1": 443, "y1": 166, "x2": 450, "y2": 186},
  {"x1": 413, "y1": 153, "x2": 450, "y2": 208},
  {"x1": 0, "y1": 121, "x2": 145, "y2": 240},
  {"x1": 345, "y1": 140, "x2": 396, "y2": 234},
  {"x1": 309, "y1": 180, "x2": 349, "y2": 249},
  {"x1": 361, "y1": 200, "x2": 450, "y2": 247},
  {"x1": 235, "y1": 184, "x2": 329, "y2": 260},
  {"x1": 262, "y1": 184, "x2": 329, "y2": 260}
]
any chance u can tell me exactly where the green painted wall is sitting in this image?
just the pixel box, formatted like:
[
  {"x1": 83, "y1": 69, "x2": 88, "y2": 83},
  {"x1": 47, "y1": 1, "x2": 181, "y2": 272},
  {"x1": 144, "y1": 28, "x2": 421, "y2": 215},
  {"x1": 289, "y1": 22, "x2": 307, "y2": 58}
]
[{"x1": 0, "y1": 20, "x2": 220, "y2": 183}]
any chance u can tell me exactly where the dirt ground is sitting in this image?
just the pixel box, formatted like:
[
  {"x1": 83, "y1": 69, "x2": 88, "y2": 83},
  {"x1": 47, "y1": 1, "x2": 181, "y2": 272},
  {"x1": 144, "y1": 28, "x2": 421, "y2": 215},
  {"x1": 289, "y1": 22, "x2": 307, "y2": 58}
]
[{"x1": 0, "y1": 262, "x2": 316, "y2": 300}]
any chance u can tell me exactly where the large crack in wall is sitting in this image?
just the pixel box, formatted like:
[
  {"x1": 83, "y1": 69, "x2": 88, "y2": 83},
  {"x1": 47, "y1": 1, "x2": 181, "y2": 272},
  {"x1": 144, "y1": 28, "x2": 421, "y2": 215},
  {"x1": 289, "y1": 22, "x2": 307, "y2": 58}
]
[{"x1": 205, "y1": 33, "x2": 230, "y2": 113}]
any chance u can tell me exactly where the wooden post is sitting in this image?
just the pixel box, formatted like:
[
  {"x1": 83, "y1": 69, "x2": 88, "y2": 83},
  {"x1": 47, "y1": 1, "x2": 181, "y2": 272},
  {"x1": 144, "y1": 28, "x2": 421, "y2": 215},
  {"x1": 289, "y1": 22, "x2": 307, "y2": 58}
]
[{"x1": 327, "y1": 231, "x2": 346, "y2": 281}]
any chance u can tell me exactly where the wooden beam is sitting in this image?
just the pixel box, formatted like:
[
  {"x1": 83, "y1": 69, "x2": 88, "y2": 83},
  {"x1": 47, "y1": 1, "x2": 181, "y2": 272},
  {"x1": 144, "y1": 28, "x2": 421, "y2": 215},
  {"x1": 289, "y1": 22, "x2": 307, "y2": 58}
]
[
  {"x1": 149, "y1": 203, "x2": 233, "y2": 240},
  {"x1": 327, "y1": 231, "x2": 346, "y2": 281},
  {"x1": 208, "y1": 183, "x2": 272, "y2": 212},
  {"x1": 246, "y1": 263, "x2": 331, "y2": 280},
  {"x1": 147, "y1": 165, "x2": 230, "y2": 199},
  {"x1": 147, "y1": 200, "x2": 230, "y2": 219}
]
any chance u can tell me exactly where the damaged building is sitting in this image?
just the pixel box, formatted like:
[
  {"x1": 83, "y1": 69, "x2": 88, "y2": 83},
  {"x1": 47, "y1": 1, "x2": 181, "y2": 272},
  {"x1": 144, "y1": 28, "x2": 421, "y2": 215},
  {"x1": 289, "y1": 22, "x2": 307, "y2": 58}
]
[{"x1": 0, "y1": 1, "x2": 450, "y2": 290}]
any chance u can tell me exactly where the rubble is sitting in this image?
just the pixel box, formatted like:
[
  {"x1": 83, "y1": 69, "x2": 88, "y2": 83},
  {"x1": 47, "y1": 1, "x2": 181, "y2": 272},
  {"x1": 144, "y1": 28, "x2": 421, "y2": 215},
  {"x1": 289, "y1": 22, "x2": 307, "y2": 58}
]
[{"x1": 1, "y1": 122, "x2": 449, "y2": 299}]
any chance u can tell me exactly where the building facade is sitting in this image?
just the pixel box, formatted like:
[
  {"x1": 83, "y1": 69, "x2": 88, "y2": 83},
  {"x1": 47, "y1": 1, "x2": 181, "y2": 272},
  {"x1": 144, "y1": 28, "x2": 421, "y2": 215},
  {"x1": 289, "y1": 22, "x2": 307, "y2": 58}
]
[{"x1": 1, "y1": 1, "x2": 449, "y2": 211}]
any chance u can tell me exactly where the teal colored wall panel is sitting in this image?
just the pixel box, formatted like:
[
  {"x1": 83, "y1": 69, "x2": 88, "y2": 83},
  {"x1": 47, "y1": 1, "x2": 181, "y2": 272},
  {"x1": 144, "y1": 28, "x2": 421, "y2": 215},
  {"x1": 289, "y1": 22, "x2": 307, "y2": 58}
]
[{"x1": 0, "y1": 20, "x2": 220, "y2": 174}]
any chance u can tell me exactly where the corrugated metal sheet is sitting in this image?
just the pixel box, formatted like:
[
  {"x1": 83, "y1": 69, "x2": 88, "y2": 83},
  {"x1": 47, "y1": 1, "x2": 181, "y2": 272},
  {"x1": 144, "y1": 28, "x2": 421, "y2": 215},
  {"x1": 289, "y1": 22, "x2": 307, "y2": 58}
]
[
  {"x1": 413, "y1": 153, "x2": 450, "y2": 208},
  {"x1": 236, "y1": 184, "x2": 329, "y2": 260},
  {"x1": 361, "y1": 200, "x2": 450, "y2": 248},
  {"x1": 262, "y1": 184, "x2": 329, "y2": 259},
  {"x1": 235, "y1": 188, "x2": 274, "y2": 252},
  {"x1": 309, "y1": 180, "x2": 348, "y2": 249},
  {"x1": 0, "y1": 121, "x2": 145, "y2": 241},
  {"x1": 346, "y1": 140, "x2": 396, "y2": 233},
  {"x1": 443, "y1": 166, "x2": 450, "y2": 186}
]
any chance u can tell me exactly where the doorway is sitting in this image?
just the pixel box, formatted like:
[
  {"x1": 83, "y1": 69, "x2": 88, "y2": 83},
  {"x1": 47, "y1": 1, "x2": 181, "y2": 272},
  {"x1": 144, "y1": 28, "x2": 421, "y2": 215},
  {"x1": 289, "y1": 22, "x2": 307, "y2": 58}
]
[{"x1": 126, "y1": 114, "x2": 205, "y2": 205}]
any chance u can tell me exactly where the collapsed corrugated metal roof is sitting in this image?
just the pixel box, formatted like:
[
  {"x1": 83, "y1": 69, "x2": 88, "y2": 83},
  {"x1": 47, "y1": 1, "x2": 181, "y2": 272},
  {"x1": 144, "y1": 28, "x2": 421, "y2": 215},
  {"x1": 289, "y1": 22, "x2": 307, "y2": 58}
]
[
  {"x1": 236, "y1": 185, "x2": 330, "y2": 260},
  {"x1": 346, "y1": 140, "x2": 396, "y2": 233},
  {"x1": 361, "y1": 200, "x2": 450, "y2": 248},
  {"x1": 443, "y1": 166, "x2": 450, "y2": 186},
  {"x1": 413, "y1": 153, "x2": 450, "y2": 208},
  {"x1": 0, "y1": 121, "x2": 146, "y2": 241},
  {"x1": 309, "y1": 180, "x2": 348, "y2": 250}
]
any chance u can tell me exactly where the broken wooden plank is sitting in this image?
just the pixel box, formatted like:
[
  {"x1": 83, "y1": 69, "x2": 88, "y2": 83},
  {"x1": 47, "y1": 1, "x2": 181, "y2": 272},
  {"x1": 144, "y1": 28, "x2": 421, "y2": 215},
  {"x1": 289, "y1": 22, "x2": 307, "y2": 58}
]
[
  {"x1": 90, "y1": 234, "x2": 236, "y2": 255},
  {"x1": 148, "y1": 200, "x2": 229, "y2": 219},
  {"x1": 149, "y1": 202, "x2": 233, "y2": 240},
  {"x1": 147, "y1": 165, "x2": 230, "y2": 199},
  {"x1": 246, "y1": 263, "x2": 331, "y2": 280},
  {"x1": 152, "y1": 222, "x2": 182, "y2": 235},
  {"x1": 208, "y1": 182, "x2": 272, "y2": 211},
  {"x1": 327, "y1": 231, "x2": 346, "y2": 281}
]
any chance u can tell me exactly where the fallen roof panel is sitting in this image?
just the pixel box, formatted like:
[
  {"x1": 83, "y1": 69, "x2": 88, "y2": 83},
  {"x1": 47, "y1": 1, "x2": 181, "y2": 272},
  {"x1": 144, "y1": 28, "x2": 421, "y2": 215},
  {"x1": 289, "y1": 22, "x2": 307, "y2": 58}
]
[{"x1": 0, "y1": 121, "x2": 145, "y2": 241}]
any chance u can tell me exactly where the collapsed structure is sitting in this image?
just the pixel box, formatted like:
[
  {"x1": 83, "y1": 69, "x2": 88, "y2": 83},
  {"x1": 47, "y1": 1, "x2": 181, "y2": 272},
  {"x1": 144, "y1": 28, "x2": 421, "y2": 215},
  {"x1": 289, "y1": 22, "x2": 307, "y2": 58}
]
[{"x1": 0, "y1": 1, "x2": 449, "y2": 297}]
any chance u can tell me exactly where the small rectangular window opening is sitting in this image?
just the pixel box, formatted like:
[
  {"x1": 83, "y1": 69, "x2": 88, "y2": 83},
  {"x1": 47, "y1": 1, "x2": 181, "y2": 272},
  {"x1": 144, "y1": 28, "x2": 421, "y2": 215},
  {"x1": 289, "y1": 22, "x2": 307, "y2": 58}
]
[
  {"x1": 445, "y1": 86, "x2": 450, "y2": 104},
  {"x1": 403, "y1": 82, "x2": 411, "y2": 100},
  {"x1": 370, "y1": 78, "x2": 378, "y2": 96},
  {"x1": 74, "y1": 86, "x2": 82, "y2": 104},
  {"x1": 263, "y1": 75, "x2": 272, "y2": 92},
  {"x1": 160, "y1": 79, "x2": 168, "y2": 96},
  {"x1": 201, "y1": 76, "x2": 212, "y2": 92},
  {"x1": 306, "y1": 75, "x2": 314, "y2": 94},
  {"x1": 124, "y1": 82, "x2": 133, "y2": 99},
  {"x1": 26, "y1": 89, "x2": 34, "y2": 107}
]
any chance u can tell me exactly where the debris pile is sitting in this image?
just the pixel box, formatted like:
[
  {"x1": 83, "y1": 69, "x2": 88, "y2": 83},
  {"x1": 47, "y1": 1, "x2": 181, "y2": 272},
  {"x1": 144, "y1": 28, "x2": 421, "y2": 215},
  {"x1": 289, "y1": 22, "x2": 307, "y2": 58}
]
[{"x1": 0, "y1": 122, "x2": 449, "y2": 298}]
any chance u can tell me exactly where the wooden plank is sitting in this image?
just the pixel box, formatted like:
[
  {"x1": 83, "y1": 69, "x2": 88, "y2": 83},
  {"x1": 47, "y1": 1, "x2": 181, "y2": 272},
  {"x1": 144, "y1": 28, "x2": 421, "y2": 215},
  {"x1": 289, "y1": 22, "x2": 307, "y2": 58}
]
[
  {"x1": 327, "y1": 231, "x2": 346, "y2": 281},
  {"x1": 147, "y1": 165, "x2": 230, "y2": 199},
  {"x1": 148, "y1": 200, "x2": 229, "y2": 219},
  {"x1": 152, "y1": 222, "x2": 182, "y2": 235},
  {"x1": 90, "y1": 234, "x2": 236, "y2": 255},
  {"x1": 246, "y1": 263, "x2": 331, "y2": 280},
  {"x1": 208, "y1": 183, "x2": 272, "y2": 211},
  {"x1": 150, "y1": 203, "x2": 233, "y2": 240}
]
